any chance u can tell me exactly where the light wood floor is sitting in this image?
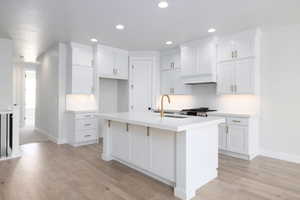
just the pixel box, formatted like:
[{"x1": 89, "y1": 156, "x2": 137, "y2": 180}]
[{"x1": 1, "y1": 142, "x2": 300, "y2": 200}]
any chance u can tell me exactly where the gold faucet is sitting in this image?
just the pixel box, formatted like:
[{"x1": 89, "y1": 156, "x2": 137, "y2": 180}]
[{"x1": 160, "y1": 95, "x2": 171, "y2": 118}]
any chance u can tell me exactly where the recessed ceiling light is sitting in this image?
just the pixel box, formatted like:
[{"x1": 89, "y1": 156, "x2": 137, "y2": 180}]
[
  {"x1": 208, "y1": 28, "x2": 216, "y2": 33},
  {"x1": 165, "y1": 41, "x2": 173, "y2": 45},
  {"x1": 116, "y1": 24, "x2": 125, "y2": 30},
  {"x1": 90, "y1": 38, "x2": 98, "y2": 43},
  {"x1": 158, "y1": 1, "x2": 169, "y2": 8}
]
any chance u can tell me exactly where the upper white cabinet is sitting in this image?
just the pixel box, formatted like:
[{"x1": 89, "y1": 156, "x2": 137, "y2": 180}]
[
  {"x1": 216, "y1": 29, "x2": 260, "y2": 95},
  {"x1": 217, "y1": 30, "x2": 256, "y2": 62},
  {"x1": 160, "y1": 49, "x2": 191, "y2": 95},
  {"x1": 97, "y1": 45, "x2": 129, "y2": 80},
  {"x1": 180, "y1": 37, "x2": 217, "y2": 84},
  {"x1": 67, "y1": 42, "x2": 94, "y2": 94}
]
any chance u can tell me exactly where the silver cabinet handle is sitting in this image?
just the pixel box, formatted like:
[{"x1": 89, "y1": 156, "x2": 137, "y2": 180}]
[
  {"x1": 84, "y1": 115, "x2": 91, "y2": 118},
  {"x1": 84, "y1": 123, "x2": 91, "y2": 126},
  {"x1": 84, "y1": 135, "x2": 91, "y2": 138},
  {"x1": 232, "y1": 120, "x2": 241, "y2": 123}
]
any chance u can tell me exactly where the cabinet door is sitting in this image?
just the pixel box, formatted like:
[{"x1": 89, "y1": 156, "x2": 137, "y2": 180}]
[
  {"x1": 227, "y1": 125, "x2": 247, "y2": 154},
  {"x1": 160, "y1": 69, "x2": 173, "y2": 94},
  {"x1": 197, "y1": 37, "x2": 217, "y2": 74},
  {"x1": 130, "y1": 125, "x2": 150, "y2": 169},
  {"x1": 72, "y1": 66, "x2": 93, "y2": 94},
  {"x1": 217, "y1": 61, "x2": 235, "y2": 94},
  {"x1": 149, "y1": 129, "x2": 175, "y2": 181},
  {"x1": 217, "y1": 37, "x2": 234, "y2": 62},
  {"x1": 161, "y1": 54, "x2": 172, "y2": 71},
  {"x1": 115, "y1": 49, "x2": 129, "y2": 79},
  {"x1": 235, "y1": 59, "x2": 254, "y2": 94},
  {"x1": 98, "y1": 46, "x2": 115, "y2": 76},
  {"x1": 181, "y1": 45, "x2": 197, "y2": 76},
  {"x1": 172, "y1": 68, "x2": 191, "y2": 95},
  {"x1": 172, "y1": 52, "x2": 181, "y2": 69},
  {"x1": 110, "y1": 122, "x2": 130, "y2": 162},
  {"x1": 218, "y1": 123, "x2": 227, "y2": 150},
  {"x1": 72, "y1": 46, "x2": 93, "y2": 67},
  {"x1": 233, "y1": 30, "x2": 255, "y2": 59}
]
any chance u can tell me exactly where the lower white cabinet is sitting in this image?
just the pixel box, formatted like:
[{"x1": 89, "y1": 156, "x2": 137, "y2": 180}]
[
  {"x1": 109, "y1": 123, "x2": 175, "y2": 182},
  {"x1": 213, "y1": 115, "x2": 259, "y2": 160},
  {"x1": 66, "y1": 112, "x2": 98, "y2": 147},
  {"x1": 111, "y1": 122, "x2": 130, "y2": 161}
]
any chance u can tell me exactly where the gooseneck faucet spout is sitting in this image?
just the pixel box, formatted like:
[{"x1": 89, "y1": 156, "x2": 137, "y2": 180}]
[{"x1": 160, "y1": 95, "x2": 171, "y2": 119}]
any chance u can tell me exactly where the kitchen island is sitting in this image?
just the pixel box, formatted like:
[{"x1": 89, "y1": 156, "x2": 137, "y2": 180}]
[{"x1": 96, "y1": 112, "x2": 225, "y2": 200}]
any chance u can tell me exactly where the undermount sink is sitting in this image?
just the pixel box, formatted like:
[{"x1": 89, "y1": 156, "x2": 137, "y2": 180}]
[{"x1": 164, "y1": 115, "x2": 188, "y2": 119}]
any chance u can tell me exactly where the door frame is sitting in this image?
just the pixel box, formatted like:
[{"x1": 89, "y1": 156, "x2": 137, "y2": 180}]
[{"x1": 129, "y1": 56, "x2": 155, "y2": 112}]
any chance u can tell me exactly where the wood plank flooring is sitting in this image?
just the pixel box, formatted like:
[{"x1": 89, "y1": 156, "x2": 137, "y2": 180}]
[{"x1": 0, "y1": 141, "x2": 300, "y2": 200}]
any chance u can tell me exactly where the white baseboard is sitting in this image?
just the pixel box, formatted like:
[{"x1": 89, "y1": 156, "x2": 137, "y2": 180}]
[
  {"x1": 260, "y1": 149, "x2": 300, "y2": 164},
  {"x1": 34, "y1": 128, "x2": 59, "y2": 144}
]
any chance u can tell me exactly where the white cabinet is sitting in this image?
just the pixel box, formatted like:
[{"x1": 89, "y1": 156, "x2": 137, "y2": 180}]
[
  {"x1": 72, "y1": 66, "x2": 93, "y2": 94},
  {"x1": 180, "y1": 37, "x2": 217, "y2": 84},
  {"x1": 149, "y1": 128, "x2": 175, "y2": 181},
  {"x1": 67, "y1": 43, "x2": 94, "y2": 94},
  {"x1": 109, "y1": 123, "x2": 175, "y2": 182},
  {"x1": 218, "y1": 123, "x2": 227, "y2": 150},
  {"x1": 111, "y1": 121, "x2": 130, "y2": 161},
  {"x1": 66, "y1": 112, "x2": 98, "y2": 147},
  {"x1": 97, "y1": 45, "x2": 129, "y2": 80},
  {"x1": 160, "y1": 49, "x2": 191, "y2": 95},
  {"x1": 217, "y1": 58, "x2": 254, "y2": 94},
  {"x1": 227, "y1": 125, "x2": 247, "y2": 154},
  {"x1": 211, "y1": 114, "x2": 259, "y2": 160},
  {"x1": 217, "y1": 30, "x2": 256, "y2": 62},
  {"x1": 216, "y1": 29, "x2": 260, "y2": 95},
  {"x1": 130, "y1": 125, "x2": 150, "y2": 169}
]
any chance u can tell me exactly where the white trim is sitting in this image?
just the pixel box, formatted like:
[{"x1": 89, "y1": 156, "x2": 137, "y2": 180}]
[{"x1": 260, "y1": 149, "x2": 300, "y2": 164}]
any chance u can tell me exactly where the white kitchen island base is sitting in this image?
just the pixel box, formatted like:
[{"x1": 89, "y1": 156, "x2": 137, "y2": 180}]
[{"x1": 98, "y1": 112, "x2": 224, "y2": 200}]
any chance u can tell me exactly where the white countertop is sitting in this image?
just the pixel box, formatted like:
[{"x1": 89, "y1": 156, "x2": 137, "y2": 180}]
[
  {"x1": 208, "y1": 111, "x2": 258, "y2": 118},
  {"x1": 96, "y1": 112, "x2": 225, "y2": 132}
]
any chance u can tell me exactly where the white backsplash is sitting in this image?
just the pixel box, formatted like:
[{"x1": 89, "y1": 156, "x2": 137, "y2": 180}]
[
  {"x1": 66, "y1": 94, "x2": 98, "y2": 111},
  {"x1": 159, "y1": 84, "x2": 259, "y2": 114}
]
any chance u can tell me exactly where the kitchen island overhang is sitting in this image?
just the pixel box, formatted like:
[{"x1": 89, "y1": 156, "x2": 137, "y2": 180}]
[{"x1": 97, "y1": 112, "x2": 225, "y2": 200}]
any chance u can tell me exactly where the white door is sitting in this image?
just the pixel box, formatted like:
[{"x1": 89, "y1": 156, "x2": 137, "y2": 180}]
[
  {"x1": 130, "y1": 59, "x2": 152, "y2": 112},
  {"x1": 130, "y1": 125, "x2": 150, "y2": 169},
  {"x1": 218, "y1": 123, "x2": 227, "y2": 150},
  {"x1": 149, "y1": 129, "x2": 175, "y2": 181},
  {"x1": 235, "y1": 59, "x2": 254, "y2": 94},
  {"x1": 227, "y1": 125, "x2": 247, "y2": 154},
  {"x1": 217, "y1": 36, "x2": 234, "y2": 62},
  {"x1": 98, "y1": 45, "x2": 115, "y2": 76},
  {"x1": 115, "y1": 49, "x2": 129, "y2": 79},
  {"x1": 217, "y1": 61, "x2": 235, "y2": 94},
  {"x1": 111, "y1": 121, "x2": 130, "y2": 161},
  {"x1": 72, "y1": 66, "x2": 93, "y2": 94}
]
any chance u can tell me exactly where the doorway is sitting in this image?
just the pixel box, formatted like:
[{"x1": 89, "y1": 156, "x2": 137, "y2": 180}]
[{"x1": 24, "y1": 70, "x2": 36, "y2": 127}]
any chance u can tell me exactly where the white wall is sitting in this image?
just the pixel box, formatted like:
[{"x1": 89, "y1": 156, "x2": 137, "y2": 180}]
[
  {"x1": 36, "y1": 43, "x2": 67, "y2": 143},
  {"x1": 259, "y1": 24, "x2": 300, "y2": 161},
  {"x1": 0, "y1": 39, "x2": 13, "y2": 109}
]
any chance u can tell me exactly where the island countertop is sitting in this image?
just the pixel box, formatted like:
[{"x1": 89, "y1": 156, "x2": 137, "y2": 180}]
[{"x1": 96, "y1": 112, "x2": 225, "y2": 132}]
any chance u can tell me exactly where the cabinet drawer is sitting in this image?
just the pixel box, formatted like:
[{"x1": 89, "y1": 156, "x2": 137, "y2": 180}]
[
  {"x1": 75, "y1": 113, "x2": 96, "y2": 119},
  {"x1": 227, "y1": 117, "x2": 248, "y2": 126},
  {"x1": 76, "y1": 129, "x2": 97, "y2": 142},
  {"x1": 75, "y1": 118, "x2": 97, "y2": 130}
]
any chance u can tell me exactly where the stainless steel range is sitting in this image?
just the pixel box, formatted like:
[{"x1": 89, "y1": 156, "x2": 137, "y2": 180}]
[{"x1": 180, "y1": 107, "x2": 217, "y2": 117}]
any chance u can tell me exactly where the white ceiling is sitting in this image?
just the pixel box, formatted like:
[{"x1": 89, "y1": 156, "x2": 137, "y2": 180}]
[{"x1": 0, "y1": 0, "x2": 300, "y2": 62}]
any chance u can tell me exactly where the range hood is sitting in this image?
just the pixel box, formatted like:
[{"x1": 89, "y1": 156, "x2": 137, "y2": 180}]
[{"x1": 181, "y1": 73, "x2": 216, "y2": 85}]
